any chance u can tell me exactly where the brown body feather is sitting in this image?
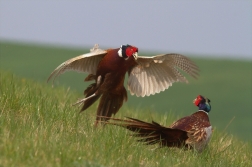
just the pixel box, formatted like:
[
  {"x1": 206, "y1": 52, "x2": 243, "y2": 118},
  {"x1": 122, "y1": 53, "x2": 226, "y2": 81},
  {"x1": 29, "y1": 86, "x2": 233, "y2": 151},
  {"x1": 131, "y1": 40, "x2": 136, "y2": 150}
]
[
  {"x1": 82, "y1": 49, "x2": 136, "y2": 125},
  {"x1": 105, "y1": 110, "x2": 212, "y2": 152}
]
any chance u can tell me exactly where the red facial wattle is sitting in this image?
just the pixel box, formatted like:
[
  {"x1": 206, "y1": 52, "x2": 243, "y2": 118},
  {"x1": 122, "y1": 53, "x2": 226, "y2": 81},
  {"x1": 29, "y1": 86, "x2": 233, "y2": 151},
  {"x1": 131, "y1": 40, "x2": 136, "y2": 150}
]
[
  {"x1": 194, "y1": 95, "x2": 202, "y2": 106},
  {"x1": 126, "y1": 47, "x2": 138, "y2": 57}
]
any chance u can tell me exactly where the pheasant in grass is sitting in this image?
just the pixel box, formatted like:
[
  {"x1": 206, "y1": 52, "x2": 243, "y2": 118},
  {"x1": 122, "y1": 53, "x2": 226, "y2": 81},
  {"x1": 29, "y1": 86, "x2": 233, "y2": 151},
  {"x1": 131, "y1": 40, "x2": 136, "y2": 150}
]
[
  {"x1": 47, "y1": 44, "x2": 199, "y2": 125},
  {"x1": 105, "y1": 95, "x2": 212, "y2": 152}
]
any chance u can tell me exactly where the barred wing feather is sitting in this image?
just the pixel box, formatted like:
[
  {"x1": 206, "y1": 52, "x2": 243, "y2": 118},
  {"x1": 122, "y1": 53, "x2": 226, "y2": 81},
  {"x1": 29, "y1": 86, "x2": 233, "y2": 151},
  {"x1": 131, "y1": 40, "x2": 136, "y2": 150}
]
[
  {"x1": 47, "y1": 48, "x2": 107, "y2": 82},
  {"x1": 128, "y1": 54, "x2": 199, "y2": 97}
]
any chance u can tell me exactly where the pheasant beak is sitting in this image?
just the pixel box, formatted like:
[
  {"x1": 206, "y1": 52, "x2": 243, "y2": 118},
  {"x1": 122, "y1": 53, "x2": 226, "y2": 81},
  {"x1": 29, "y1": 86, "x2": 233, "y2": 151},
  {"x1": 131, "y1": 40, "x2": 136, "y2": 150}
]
[{"x1": 133, "y1": 52, "x2": 138, "y2": 60}]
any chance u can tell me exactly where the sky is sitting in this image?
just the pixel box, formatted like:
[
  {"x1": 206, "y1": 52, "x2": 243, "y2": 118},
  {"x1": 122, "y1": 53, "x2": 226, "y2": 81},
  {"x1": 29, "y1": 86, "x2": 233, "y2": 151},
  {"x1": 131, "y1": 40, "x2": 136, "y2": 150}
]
[{"x1": 0, "y1": 1, "x2": 251, "y2": 59}]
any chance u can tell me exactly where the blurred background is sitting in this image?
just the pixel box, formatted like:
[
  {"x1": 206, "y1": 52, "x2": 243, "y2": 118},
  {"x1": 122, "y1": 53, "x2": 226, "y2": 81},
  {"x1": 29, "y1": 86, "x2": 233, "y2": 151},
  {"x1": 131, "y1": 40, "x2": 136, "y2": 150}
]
[
  {"x1": 1, "y1": 1, "x2": 251, "y2": 59},
  {"x1": 0, "y1": 1, "x2": 251, "y2": 141}
]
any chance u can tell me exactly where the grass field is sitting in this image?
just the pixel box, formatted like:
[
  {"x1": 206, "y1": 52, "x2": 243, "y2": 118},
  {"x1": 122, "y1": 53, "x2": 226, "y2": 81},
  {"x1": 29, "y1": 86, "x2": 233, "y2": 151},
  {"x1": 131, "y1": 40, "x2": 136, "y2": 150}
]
[
  {"x1": 0, "y1": 41, "x2": 251, "y2": 144},
  {"x1": 1, "y1": 71, "x2": 252, "y2": 167}
]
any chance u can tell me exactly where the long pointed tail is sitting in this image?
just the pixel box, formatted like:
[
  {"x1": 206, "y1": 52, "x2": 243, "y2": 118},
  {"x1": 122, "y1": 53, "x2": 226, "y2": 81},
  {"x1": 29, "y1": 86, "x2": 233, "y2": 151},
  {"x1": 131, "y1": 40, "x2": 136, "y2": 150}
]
[
  {"x1": 101, "y1": 117, "x2": 188, "y2": 147},
  {"x1": 95, "y1": 87, "x2": 127, "y2": 125}
]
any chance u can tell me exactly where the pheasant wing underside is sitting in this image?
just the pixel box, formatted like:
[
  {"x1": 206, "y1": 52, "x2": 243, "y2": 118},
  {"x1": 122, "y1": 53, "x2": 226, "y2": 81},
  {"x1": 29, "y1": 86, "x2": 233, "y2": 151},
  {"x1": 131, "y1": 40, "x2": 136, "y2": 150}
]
[
  {"x1": 47, "y1": 45, "x2": 107, "y2": 83},
  {"x1": 127, "y1": 54, "x2": 199, "y2": 97}
]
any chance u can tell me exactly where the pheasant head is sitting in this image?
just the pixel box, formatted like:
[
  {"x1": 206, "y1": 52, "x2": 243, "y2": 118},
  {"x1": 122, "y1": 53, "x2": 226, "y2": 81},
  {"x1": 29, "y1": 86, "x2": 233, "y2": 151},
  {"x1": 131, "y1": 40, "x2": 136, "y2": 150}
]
[
  {"x1": 118, "y1": 44, "x2": 138, "y2": 60},
  {"x1": 193, "y1": 95, "x2": 211, "y2": 113}
]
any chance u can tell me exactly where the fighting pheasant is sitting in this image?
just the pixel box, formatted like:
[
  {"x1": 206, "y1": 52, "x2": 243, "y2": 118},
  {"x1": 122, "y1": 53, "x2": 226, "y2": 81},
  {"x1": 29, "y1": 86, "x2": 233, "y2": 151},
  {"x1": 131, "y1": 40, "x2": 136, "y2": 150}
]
[
  {"x1": 47, "y1": 44, "x2": 199, "y2": 125},
  {"x1": 105, "y1": 95, "x2": 212, "y2": 152}
]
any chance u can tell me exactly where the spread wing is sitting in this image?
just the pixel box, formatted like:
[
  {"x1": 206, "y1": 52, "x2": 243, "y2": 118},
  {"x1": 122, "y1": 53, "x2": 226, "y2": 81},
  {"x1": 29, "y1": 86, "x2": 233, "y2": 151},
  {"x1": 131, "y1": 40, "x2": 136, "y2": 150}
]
[
  {"x1": 47, "y1": 44, "x2": 107, "y2": 82},
  {"x1": 127, "y1": 54, "x2": 199, "y2": 97}
]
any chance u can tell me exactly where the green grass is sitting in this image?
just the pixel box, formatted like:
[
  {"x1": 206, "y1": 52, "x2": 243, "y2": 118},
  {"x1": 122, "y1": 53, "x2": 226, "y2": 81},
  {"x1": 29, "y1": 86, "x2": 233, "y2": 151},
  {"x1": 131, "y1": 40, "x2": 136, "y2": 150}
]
[
  {"x1": 1, "y1": 71, "x2": 252, "y2": 167},
  {"x1": 0, "y1": 41, "x2": 251, "y2": 142}
]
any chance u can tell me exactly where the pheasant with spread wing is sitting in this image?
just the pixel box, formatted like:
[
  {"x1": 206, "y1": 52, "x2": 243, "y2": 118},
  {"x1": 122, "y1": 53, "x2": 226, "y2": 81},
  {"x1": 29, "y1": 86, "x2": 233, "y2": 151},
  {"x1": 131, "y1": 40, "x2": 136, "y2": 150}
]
[{"x1": 48, "y1": 44, "x2": 199, "y2": 125}]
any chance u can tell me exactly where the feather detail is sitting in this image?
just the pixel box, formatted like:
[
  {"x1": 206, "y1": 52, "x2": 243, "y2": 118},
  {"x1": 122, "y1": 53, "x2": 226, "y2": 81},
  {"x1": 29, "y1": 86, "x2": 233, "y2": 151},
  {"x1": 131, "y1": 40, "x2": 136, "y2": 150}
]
[
  {"x1": 47, "y1": 45, "x2": 107, "y2": 83},
  {"x1": 128, "y1": 54, "x2": 199, "y2": 97}
]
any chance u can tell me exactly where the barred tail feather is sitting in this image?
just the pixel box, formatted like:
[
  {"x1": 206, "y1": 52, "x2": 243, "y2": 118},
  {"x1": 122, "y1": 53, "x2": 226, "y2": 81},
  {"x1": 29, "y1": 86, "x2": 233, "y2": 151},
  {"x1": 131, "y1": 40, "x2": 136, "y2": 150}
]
[
  {"x1": 95, "y1": 87, "x2": 127, "y2": 125},
  {"x1": 101, "y1": 117, "x2": 188, "y2": 147}
]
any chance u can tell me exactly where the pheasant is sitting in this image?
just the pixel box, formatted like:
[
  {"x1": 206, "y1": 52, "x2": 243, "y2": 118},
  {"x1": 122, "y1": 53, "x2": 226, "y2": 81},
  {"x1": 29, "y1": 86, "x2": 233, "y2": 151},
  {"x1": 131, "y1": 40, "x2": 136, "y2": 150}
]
[
  {"x1": 47, "y1": 44, "x2": 199, "y2": 125},
  {"x1": 105, "y1": 95, "x2": 212, "y2": 152}
]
